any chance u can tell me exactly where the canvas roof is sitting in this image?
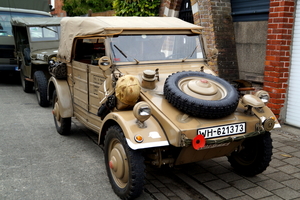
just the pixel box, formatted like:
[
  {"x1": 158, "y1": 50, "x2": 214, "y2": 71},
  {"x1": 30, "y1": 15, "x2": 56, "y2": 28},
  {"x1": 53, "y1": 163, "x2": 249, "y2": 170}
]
[
  {"x1": 10, "y1": 17, "x2": 63, "y2": 26},
  {"x1": 57, "y1": 17, "x2": 203, "y2": 62}
]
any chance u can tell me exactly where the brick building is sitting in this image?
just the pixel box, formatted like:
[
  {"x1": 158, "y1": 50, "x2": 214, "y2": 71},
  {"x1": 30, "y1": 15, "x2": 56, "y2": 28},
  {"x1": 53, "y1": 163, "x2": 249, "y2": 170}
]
[{"x1": 159, "y1": 0, "x2": 299, "y2": 128}]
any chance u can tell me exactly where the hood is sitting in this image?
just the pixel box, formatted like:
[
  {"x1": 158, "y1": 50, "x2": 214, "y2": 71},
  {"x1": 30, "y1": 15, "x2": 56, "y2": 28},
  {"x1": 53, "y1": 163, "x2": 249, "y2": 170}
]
[{"x1": 117, "y1": 62, "x2": 261, "y2": 142}]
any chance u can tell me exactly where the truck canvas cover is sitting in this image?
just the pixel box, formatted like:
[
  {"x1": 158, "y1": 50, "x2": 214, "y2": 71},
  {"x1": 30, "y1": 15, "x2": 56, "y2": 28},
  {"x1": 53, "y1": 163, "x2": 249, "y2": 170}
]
[{"x1": 57, "y1": 17, "x2": 203, "y2": 62}]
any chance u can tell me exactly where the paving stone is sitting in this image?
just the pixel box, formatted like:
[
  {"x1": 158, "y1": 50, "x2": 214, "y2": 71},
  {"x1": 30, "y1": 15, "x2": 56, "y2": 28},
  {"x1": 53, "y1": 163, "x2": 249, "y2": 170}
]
[
  {"x1": 259, "y1": 195, "x2": 284, "y2": 200},
  {"x1": 266, "y1": 171, "x2": 294, "y2": 182},
  {"x1": 230, "y1": 179, "x2": 256, "y2": 190},
  {"x1": 215, "y1": 186, "x2": 244, "y2": 199},
  {"x1": 272, "y1": 187, "x2": 300, "y2": 200},
  {"x1": 262, "y1": 166, "x2": 279, "y2": 175},
  {"x1": 158, "y1": 187, "x2": 176, "y2": 197},
  {"x1": 205, "y1": 165, "x2": 230, "y2": 175},
  {"x1": 256, "y1": 179, "x2": 285, "y2": 191},
  {"x1": 194, "y1": 172, "x2": 218, "y2": 183},
  {"x1": 245, "y1": 173, "x2": 269, "y2": 183},
  {"x1": 270, "y1": 158, "x2": 287, "y2": 167},
  {"x1": 277, "y1": 146, "x2": 298, "y2": 154},
  {"x1": 282, "y1": 157, "x2": 300, "y2": 166},
  {"x1": 230, "y1": 195, "x2": 254, "y2": 200},
  {"x1": 145, "y1": 184, "x2": 160, "y2": 193},
  {"x1": 218, "y1": 172, "x2": 242, "y2": 182},
  {"x1": 151, "y1": 192, "x2": 169, "y2": 200},
  {"x1": 277, "y1": 165, "x2": 300, "y2": 174},
  {"x1": 203, "y1": 179, "x2": 230, "y2": 191},
  {"x1": 243, "y1": 186, "x2": 273, "y2": 199},
  {"x1": 281, "y1": 179, "x2": 300, "y2": 190}
]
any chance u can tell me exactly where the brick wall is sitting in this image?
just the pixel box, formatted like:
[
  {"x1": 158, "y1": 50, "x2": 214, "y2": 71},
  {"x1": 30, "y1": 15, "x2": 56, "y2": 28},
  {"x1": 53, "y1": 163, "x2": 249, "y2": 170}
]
[
  {"x1": 50, "y1": 0, "x2": 67, "y2": 17},
  {"x1": 160, "y1": 0, "x2": 239, "y2": 81},
  {"x1": 264, "y1": 0, "x2": 295, "y2": 119}
]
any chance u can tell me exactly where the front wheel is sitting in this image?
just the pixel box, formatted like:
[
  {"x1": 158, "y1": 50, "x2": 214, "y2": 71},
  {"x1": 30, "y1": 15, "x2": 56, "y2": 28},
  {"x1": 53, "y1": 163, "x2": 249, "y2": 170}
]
[
  {"x1": 34, "y1": 71, "x2": 49, "y2": 107},
  {"x1": 52, "y1": 90, "x2": 71, "y2": 135},
  {"x1": 227, "y1": 132, "x2": 273, "y2": 176},
  {"x1": 104, "y1": 125, "x2": 145, "y2": 199}
]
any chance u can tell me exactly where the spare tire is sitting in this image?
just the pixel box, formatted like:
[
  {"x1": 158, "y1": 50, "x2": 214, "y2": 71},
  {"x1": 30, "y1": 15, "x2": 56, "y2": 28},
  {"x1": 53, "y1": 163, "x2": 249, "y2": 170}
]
[{"x1": 163, "y1": 71, "x2": 239, "y2": 119}]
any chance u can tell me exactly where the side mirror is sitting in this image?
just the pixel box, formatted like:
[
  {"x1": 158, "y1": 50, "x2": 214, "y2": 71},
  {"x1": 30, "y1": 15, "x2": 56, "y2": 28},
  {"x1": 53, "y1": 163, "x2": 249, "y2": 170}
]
[{"x1": 98, "y1": 56, "x2": 111, "y2": 71}]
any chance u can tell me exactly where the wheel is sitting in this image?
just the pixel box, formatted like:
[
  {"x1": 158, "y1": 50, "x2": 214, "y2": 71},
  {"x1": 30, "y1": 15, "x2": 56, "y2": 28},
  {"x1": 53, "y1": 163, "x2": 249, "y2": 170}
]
[
  {"x1": 52, "y1": 90, "x2": 71, "y2": 135},
  {"x1": 104, "y1": 125, "x2": 145, "y2": 199},
  {"x1": 34, "y1": 71, "x2": 49, "y2": 107},
  {"x1": 227, "y1": 132, "x2": 273, "y2": 176},
  {"x1": 20, "y1": 69, "x2": 33, "y2": 93},
  {"x1": 163, "y1": 71, "x2": 239, "y2": 119}
]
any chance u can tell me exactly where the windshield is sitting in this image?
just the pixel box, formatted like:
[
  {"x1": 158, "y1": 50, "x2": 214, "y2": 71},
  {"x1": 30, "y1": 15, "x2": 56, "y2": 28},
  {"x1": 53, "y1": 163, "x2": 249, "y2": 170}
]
[
  {"x1": 0, "y1": 11, "x2": 50, "y2": 36},
  {"x1": 29, "y1": 26, "x2": 60, "y2": 41},
  {"x1": 110, "y1": 34, "x2": 204, "y2": 63}
]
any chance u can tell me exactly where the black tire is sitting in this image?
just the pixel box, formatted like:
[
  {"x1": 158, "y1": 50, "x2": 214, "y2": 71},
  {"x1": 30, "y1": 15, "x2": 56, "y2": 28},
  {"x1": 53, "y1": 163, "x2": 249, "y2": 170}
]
[
  {"x1": 227, "y1": 132, "x2": 273, "y2": 176},
  {"x1": 104, "y1": 125, "x2": 145, "y2": 200},
  {"x1": 164, "y1": 71, "x2": 239, "y2": 119},
  {"x1": 52, "y1": 90, "x2": 71, "y2": 135},
  {"x1": 20, "y1": 69, "x2": 33, "y2": 93},
  {"x1": 34, "y1": 71, "x2": 49, "y2": 107}
]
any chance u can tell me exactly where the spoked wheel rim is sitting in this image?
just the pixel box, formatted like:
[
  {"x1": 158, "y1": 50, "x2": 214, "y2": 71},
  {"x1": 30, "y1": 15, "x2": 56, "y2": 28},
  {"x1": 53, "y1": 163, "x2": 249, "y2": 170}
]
[{"x1": 108, "y1": 138, "x2": 129, "y2": 188}]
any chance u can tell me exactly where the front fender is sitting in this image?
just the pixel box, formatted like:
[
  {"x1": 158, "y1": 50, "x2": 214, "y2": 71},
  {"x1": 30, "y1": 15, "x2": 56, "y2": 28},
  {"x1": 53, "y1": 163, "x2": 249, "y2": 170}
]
[
  {"x1": 100, "y1": 111, "x2": 169, "y2": 150},
  {"x1": 252, "y1": 105, "x2": 281, "y2": 129},
  {"x1": 48, "y1": 77, "x2": 73, "y2": 118}
]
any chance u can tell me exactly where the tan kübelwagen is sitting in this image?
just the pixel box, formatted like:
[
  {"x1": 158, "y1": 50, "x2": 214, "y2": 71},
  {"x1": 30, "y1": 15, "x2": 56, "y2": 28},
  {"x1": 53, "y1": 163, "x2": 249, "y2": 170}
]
[{"x1": 48, "y1": 17, "x2": 280, "y2": 199}]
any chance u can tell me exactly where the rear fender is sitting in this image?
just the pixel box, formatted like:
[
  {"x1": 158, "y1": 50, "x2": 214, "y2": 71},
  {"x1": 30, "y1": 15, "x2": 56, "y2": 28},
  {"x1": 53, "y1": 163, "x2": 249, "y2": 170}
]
[
  {"x1": 100, "y1": 111, "x2": 169, "y2": 150},
  {"x1": 48, "y1": 77, "x2": 73, "y2": 118}
]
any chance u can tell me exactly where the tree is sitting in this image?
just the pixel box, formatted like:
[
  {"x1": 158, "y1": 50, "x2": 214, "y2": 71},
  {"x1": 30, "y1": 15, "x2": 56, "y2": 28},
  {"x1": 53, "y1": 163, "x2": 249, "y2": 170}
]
[
  {"x1": 63, "y1": 0, "x2": 113, "y2": 16},
  {"x1": 113, "y1": 0, "x2": 160, "y2": 16}
]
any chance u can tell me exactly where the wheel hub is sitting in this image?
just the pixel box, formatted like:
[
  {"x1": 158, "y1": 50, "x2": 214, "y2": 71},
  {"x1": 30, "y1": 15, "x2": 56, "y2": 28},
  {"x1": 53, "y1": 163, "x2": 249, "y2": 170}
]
[
  {"x1": 179, "y1": 77, "x2": 225, "y2": 100},
  {"x1": 109, "y1": 142, "x2": 129, "y2": 188}
]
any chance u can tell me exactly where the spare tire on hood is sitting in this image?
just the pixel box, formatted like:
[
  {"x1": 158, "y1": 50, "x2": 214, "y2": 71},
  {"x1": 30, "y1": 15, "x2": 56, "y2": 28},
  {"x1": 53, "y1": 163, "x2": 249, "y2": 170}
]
[{"x1": 163, "y1": 71, "x2": 239, "y2": 119}]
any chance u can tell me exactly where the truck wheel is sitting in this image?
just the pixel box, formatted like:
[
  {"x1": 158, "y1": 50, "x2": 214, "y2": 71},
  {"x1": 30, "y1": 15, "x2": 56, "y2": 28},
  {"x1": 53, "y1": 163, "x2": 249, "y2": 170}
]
[
  {"x1": 227, "y1": 132, "x2": 273, "y2": 176},
  {"x1": 164, "y1": 71, "x2": 239, "y2": 119},
  {"x1": 104, "y1": 125, "x2": 145, "y2": 199},
  {"x1": 20, "y1": 69, "x2": 33, "y2": 93},
  {"x1": 52, "y1": 90, "x2": 71, "y2": 135},
  {"x1": 34, "y1": 71, "x2": 49, "y2": 107}
]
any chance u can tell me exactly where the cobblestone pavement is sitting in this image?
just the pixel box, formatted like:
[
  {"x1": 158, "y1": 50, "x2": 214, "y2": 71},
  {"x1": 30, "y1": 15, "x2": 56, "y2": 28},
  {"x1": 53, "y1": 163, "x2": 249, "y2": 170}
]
[
  {"x1": 1, "y1": 71, "x2": 300, "y2": 200},
  {"x1": 145, "y1": 125, "x2": 300, "y2": 200}
]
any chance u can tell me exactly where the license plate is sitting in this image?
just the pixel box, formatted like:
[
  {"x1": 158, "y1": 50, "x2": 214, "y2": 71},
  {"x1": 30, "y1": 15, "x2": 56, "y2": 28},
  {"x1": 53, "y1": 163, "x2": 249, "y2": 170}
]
[{"x1": 198, "y1": 122, "x2": 246, "y2": 139}]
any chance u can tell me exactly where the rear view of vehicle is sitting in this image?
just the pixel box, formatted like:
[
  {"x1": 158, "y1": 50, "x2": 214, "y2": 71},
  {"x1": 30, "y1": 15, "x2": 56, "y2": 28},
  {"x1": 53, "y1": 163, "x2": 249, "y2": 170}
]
[
  {"x1": 48, "y1": 17, "x2": 281, "y2": 199},
  {"x1": 0, "y1": 6, "x2": 51, "y2": 71},
  {"x1": 11, "y1": 17, "x2": 62, "y2": 107}
]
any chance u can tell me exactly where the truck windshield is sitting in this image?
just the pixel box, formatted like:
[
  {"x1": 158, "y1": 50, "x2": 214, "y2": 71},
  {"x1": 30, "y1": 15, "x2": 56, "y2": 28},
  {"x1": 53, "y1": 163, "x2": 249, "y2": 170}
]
[
  {"x1": 29, "y1": 26, "x2": 60, "y2": 41},
  {"x1": 110, "y1": 34, "x2": 204, "y2": 63},
  {"x1": 0, "y1": 11, "x2": 50, "y2": 36}
]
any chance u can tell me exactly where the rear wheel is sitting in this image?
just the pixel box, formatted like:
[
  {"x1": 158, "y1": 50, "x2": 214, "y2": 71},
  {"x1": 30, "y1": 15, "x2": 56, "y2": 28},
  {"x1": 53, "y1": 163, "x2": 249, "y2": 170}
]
[
  {"x1": 34, "y1": 71, "x2": 49, "y2": 107},
  {"x1": 52, "y1": 90, "x2": 71, "y2": 135},
  {"x1": 104, "y1": 125, "x2": 145, "y2": 199},
  {"x1": 20, "y1": 69, "x2": 33, "y2": 93},
  {"x1": 227, "y1": 132, "x2": 273, "y2": 176}
]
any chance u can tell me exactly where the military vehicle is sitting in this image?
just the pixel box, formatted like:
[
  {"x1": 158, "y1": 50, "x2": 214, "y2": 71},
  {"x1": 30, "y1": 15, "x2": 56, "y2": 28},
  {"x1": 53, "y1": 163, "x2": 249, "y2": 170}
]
[{"x1": 48, "y1": 17, "x2": 280, "y2": 199}]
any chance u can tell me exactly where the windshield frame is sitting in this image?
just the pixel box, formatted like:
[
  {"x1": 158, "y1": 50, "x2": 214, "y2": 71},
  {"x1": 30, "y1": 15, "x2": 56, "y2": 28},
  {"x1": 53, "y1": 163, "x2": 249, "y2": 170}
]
[
  {"x1": 108, "y1": 34, "x2": 206, "y2": 65},
  {"x1": 28, "y1": 25, "x2": 60, "y2": 42}
]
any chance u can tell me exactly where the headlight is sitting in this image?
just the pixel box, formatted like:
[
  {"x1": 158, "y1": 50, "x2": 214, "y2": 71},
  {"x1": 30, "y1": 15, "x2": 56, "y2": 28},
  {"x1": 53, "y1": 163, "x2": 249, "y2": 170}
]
[
  {"x1": 133, "y1": 101, "x2": 151, "y2": 123},
  {"x1": 36, "y1": 54, "x2": 45, "y2": 60},
  {"x1": 255, "y1": 90, "x2": 270, "y2": 103}
]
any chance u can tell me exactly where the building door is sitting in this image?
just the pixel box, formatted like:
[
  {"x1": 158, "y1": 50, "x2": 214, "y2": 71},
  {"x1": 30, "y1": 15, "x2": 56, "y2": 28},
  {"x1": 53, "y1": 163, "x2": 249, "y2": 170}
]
[
  {"x1": 179, "y1": 0, "x2": 194, "y2": 24},
  {"x1": 286, "y1": 3, "x2": 300, "y2": 128}
]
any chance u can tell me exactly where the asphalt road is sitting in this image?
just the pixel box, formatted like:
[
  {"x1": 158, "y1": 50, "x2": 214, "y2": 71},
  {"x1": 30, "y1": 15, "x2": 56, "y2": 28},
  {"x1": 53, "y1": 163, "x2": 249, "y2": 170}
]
[{"x1": 0, "y1": 71, "x2": 206, "y2": 200}]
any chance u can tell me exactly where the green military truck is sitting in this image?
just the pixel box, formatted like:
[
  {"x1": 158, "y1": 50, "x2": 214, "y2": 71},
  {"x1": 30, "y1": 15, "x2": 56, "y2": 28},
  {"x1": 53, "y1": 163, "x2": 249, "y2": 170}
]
[{"x1": 0, "y1": 0, "x2": 51, "y2": 71}]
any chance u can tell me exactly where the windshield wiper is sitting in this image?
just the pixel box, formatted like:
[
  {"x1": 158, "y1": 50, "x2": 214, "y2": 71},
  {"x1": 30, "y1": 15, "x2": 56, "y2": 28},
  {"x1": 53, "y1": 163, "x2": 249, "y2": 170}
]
[
  {"x1": 182, "y1": 45, "x2": 199, "y2": 62},
  {"x1": 113, "y1": 44, "x2": 139, "y2": 64},
  {"x1": 41, "y1": 26, "x2": 57, "y2": 33}
]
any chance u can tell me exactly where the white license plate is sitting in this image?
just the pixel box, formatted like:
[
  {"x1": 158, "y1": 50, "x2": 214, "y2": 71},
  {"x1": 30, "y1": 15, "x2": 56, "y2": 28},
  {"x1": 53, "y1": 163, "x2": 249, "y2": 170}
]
[{"x1": 198, "y1": 122, "x2": 246, "y2": 139}]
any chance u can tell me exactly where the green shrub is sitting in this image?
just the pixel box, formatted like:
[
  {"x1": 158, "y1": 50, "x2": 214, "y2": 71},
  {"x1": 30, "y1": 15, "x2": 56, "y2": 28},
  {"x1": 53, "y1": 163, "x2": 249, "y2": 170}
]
[{"x1": 113, "y1": 0, "x2": 160, "y2": 16}]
